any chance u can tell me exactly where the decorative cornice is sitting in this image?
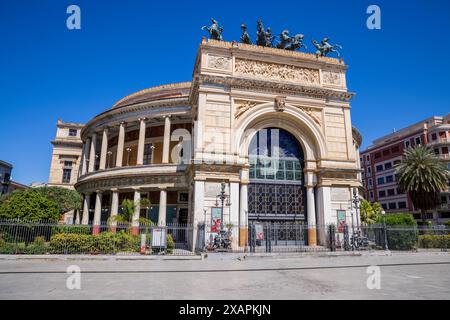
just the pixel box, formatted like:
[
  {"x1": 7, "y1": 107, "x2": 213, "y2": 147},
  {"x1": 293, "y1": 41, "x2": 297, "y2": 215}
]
[
  {"x1": 197, "y1": 74, "x2": 354, "y2": 101},
  {"x1": 75, "y1": 174, "x2": 188, "y2": 194},
  {"x1": 51, "y1": 139, "x2": 83, "y2": 147}
]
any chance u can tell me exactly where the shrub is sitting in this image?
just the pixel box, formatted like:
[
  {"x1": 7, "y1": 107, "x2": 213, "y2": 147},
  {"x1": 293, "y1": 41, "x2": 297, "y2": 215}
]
[
  {"x1": 418, "y1": 235, "x2": 450, "y2": 249},
  {"x1": 166, "y1": 234, "x2": 175, "y2": 254},
  {"x1": 0, "y1": 238, "x2": 16, "y2": 254},
  {"x1": 49, "y1": 233, "x2": 94, "y2": 254},
  {"x1": 0, "y1": 190, "x2": 60, "y2": 221}
]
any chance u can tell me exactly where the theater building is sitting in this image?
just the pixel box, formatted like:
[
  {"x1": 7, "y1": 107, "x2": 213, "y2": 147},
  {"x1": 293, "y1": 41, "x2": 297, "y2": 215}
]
[{"x1": 50, "y1": 39, "x2": 362, "y2": 249}]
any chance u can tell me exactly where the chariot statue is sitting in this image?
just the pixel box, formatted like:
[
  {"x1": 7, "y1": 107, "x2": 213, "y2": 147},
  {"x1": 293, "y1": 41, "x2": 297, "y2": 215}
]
[
  {"x1": 240, "y1": 24, "x2": 252, "y2": 44},
  {"x1": 256, "y1": 20, "x2": 274, "y2": 47},
  {"x1": 311, "y1": 37, "x2": 342, "y2": 57},
  {"x1": 276, "y1": 30, "x2": 307, "y2": 51},
  {"x1": 201, "y1": 18, "x2": 223, "y2": 41}
]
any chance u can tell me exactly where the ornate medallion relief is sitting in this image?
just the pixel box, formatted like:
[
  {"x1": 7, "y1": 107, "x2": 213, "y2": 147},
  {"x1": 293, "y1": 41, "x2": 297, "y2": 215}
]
[
  {"x1": 274, "y1": 96, "x2": 286, "y2": 112},
  {"x1": 207, "y1": 55, "x2": 232, "y2": 70},
  {"x1": 322, "y1": 70, "x2": 342, "y2": 85},
  {"x1": 235, "y1": 59, "x2": 320, "y2": 84}
]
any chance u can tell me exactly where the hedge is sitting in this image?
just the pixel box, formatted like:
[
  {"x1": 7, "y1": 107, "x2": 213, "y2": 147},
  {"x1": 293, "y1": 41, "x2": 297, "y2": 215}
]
[
  {"x1": 1, "y1": 231, "x2": 177, "y2": 254},
  {"x1": 51, "y1": 225, "x2": 91, "y2": 235},
  {"x1": 375, "y1": 213, "x2": 418, "y2": 250},
  {"x1": 418, "y1": 235, "x2": 450, "y2": 249},
  {"x1": 48, "y1": 231, "x2": 140, "y2": 254},
  {"x1": 0, "y1": 236, "x2": 48, "y2": 254}
]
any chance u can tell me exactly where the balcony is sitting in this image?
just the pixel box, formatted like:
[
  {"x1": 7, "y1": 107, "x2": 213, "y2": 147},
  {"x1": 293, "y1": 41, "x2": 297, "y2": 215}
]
[{"x1": 429, "y1": 137, "x2": 450, "y2": 146}]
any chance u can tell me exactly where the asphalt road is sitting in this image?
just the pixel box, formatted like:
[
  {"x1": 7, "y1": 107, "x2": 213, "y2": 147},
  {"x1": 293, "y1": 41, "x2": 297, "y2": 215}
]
[{"x1": 0, "y1": 252, "x2": 449, "y2": 299}]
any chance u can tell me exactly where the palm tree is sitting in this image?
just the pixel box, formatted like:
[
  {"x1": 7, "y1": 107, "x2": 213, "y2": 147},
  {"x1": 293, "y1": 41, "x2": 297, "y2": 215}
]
[
  {"x1": 360, "y1": 200, "x2": 382, "y2": 225},
  {"x1": 395, "y1": 146, "x2": 448, "y2": 222},
  {"x1": 108, "y1": 198, "x2": 154, "y2": 229}
]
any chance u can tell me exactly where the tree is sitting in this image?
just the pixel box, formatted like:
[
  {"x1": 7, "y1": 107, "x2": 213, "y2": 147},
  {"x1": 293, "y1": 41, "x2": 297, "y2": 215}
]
[
  {"x1": 108, "y1": 198, "x2": 154, "y2": 227},
  {"x1": 0, "y1": 189, "x2": 60, "y2": 221},
  {"x1": 396, "y1": 146, "x2": 448, "y2": 222},
  {"x1": 34, "y1": 186, "x2": 82, "y2": 214},
  {"x1": 360, "y1": 200, "x2": 382, "y2": 225}
]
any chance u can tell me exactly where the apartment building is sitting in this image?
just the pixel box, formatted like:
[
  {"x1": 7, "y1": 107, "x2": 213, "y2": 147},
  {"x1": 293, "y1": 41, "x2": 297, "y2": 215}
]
[{"x1": 360, "y1": 115, "x2": 450, "y2": 222}]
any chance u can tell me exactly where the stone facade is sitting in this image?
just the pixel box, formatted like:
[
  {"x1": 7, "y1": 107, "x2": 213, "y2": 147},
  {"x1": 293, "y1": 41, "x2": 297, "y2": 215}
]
[
  {"x1": 53, "y1": 39, "x2": 362, "y2": 249},
  {"x1": 48, "y1": 120, "x2": 84, "y2": 189}
]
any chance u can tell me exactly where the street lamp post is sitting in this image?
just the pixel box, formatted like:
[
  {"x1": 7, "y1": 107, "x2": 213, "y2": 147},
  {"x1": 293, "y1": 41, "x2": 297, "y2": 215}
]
[
  {"x1": 214, "y1": 182, "x2": 231, "y2": 248},
  {"x1": 381, "y1": 210, "x2": 389, "y2": 251},
  {"x1": 215, "y1": 182, "x2": 231, "y2": 232},
  {"x1": 351, "y1": 188, "x2": 361, "y2": 229}
]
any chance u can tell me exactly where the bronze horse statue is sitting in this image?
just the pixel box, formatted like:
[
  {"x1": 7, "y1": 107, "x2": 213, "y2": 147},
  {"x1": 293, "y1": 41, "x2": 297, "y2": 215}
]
[
  {"x1": 276, "y1": 30, "x2": 307, "y2": 51},
  {"x1": 201, "y1": 18, "x2": 223, "y2": 41},
  {"x1": 311, "y1": 37, "x2": 342, "y2": 57}
]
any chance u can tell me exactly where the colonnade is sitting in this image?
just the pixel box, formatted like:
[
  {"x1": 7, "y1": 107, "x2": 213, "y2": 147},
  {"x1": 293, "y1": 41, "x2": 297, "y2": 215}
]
[{"x1": 79, "y1": 115, "x2": 172, "y2": 176}]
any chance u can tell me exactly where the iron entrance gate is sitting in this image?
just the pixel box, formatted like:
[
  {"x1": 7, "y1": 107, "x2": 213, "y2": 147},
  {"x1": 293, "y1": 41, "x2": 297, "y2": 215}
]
[
  {"x1": 247, "y1": 183, "x2": 305, "y2": 220},
  {"x1": 249, "y1": 221, "x2": 308, "y2": 252}
]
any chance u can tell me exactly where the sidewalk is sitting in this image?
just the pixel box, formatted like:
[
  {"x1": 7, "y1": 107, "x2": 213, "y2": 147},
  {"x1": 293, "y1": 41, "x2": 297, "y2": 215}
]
[{"x1": 0, "y1": 254, "x2": 203, "y2": 261}]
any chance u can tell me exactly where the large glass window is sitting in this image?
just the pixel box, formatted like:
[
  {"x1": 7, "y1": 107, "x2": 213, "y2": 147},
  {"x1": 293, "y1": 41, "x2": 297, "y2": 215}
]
[
  {"x1": 248, "y1": 128, "x2": 305, "y2": 220},
  {"x1": 248, "y1": 128, "x2": 303, "y2": 184}
]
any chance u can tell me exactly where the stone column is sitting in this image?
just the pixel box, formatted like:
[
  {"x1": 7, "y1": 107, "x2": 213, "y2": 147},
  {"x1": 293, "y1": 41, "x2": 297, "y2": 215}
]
[
  {"x1": 316, "y1": 186, "x2": 331, "y2": 246},
  {"x1": 110, "y1": 189, "x2": 119, "y2": 233},
  {"x1": 158, "y1": 187, "x2": 167, "y2": 226},
  {"x1": 81, "y1": 193, "x2": 90, "y2": 225},
  {"x1": 99, "y1": 128, "x2": 109, "y2": 170},
  {"x1": 81, "y1": 139, "x2": 90, "y2": 176},
  {"x1": 88, "y1": 133, "x2": 97, "y2": 173},
  {"x1": 191, "y1": 180, "x2": 205, "y2": 251},
  {"x1": 92, "y1": 191, "x2": 102, "y2": 235},
  {"x1": 239, "y1": 183, "x2": 248, "y2": 247},
  {"x1": 136, "y1": 118, "x2": 146, "y2": 165},
  {"x1": 307, "y1": 186, "x2": 317, "y2": 246},
  {"x1": 229, "y1": 182, "x2": 240, "y2": 250},
  {"x1": 74, "y1": 210, "x2": 80, "y2": 225},
  {"x1": 162, "y1": 115, "x2": 171, "y2": 164},
  {"x1": 115, "y1": 122, "x2": 125, "y2": 167},
  {"x1": 132, "y1": 189, "x2": 141, "y2": 235}
]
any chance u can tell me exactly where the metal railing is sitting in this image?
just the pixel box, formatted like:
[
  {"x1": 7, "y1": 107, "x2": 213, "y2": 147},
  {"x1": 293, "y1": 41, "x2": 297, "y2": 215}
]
[
  {"x1": 2, "y1": 219, "x2": 449, "y2": 255},
  {"x1": 328, "y1": 224, "x2": 450, "y2": 252},
  {"x1": 0, "y1": 219, "x2": 195, "y2": 255}
]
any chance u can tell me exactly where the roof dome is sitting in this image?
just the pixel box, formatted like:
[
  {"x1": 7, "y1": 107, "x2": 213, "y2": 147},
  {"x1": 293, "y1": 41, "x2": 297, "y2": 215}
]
[{"x1": 112, "y1": 82, "x2": 191, "y2": 109}]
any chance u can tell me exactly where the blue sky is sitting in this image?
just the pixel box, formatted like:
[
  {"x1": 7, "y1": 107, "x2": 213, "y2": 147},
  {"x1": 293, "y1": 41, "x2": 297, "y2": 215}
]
[{"x1": 1, "y1": 0, "x2": 450, "y2": 185}]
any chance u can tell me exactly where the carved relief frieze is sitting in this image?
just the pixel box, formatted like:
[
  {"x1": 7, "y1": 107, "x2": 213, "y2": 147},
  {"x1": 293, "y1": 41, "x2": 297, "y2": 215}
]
[
  {"x1": 292, "y1": 105, "x2": 322, "y2": 126},
  {"x1": 207, "y1": 55, "x2": 232, "y2": 70},
  {"x1": 77, "y1": 174, "x2": 187, "y2": 193},
  {"x1": 234, "y1": 100, "x2": 259, "y2": 119},
  {"x1": 235, "y1": 59, "x2": 320, "y2": 85}
]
